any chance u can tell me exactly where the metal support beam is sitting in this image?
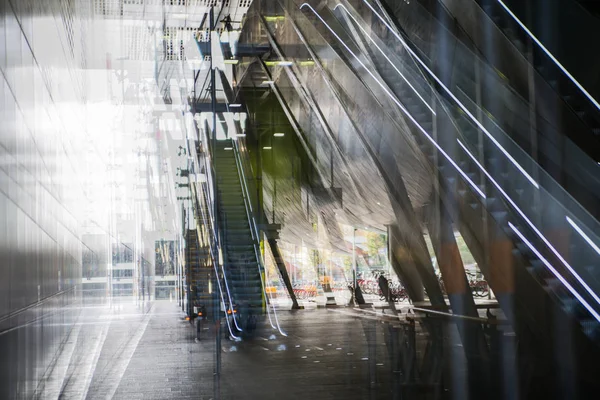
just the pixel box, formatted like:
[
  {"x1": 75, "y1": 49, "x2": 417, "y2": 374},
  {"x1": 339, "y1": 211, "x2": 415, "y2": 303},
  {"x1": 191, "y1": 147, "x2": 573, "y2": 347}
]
[
  {"x1": 266, "y1": 237, "x2": 301, "y2": 309},
  {"x1": 388, "y1": 224, "x2": 425, "y2": 302},
  {"x1": 425, "y1": 198, "x2": 492, "y2": 395}
]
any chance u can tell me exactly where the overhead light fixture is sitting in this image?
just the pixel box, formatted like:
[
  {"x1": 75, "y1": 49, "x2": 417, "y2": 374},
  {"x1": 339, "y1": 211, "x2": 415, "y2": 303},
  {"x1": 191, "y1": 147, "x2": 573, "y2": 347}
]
[
  {"x1": 224, "y1": 59, "x2": 239, "y2": 65},
  {"x1": 265, "y1": 60, "x2": 293, "y2": 66},
  {"x1": 261, "y1": 80, "x2": 274, "y2": 85},
  {"x1": 274, "y1": 133, "x2": 285, "y2": 137},
  {"x1": 229, "y1": 103, "x2": 241, "y2": 107},
  {"x1": 299, "y1": 60, "x2": 315, "y2": 66},
  {"x1": 263, "y1": 146, "x2": 272, "y2": 150},
  {"x1": 224, "y1": 147, "x2": 233, "y2": 150},
  {"x1": 236, "y1": 133, "x2": 246, "y2": 137},
  {"x1": 264, "y1": 16, "x2": 285, "y2": 22}
]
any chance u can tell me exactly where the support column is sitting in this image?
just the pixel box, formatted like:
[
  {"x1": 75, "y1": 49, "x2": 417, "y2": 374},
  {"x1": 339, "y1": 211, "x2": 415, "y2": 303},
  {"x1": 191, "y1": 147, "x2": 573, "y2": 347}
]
[
  {"x1": 425, "y1": 199, "x2": 491, "y2": 395},
  {"x1": 388, "y1": 224, "x2": 425, "y2": 303},
  {"x1": 266, "y1": 237, "x2": 301, "y2": 309}
]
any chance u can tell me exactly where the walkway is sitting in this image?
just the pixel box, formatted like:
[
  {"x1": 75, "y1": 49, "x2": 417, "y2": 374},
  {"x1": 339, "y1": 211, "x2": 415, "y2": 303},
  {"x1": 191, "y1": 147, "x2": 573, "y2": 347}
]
[{"x1": 35, "y1": 299, "x2": 398, "y2": 399}]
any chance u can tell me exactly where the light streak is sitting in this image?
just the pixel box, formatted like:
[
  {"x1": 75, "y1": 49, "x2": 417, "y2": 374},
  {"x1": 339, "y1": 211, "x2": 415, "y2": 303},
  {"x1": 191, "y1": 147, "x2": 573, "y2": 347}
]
[
  {"x1": 334, "y1": 3, "x2": 435, "y2": 114},
  {"x1": 357, "y1": 0, "x2": 539, "y2": 189},
  {"x1": 496, "y1": 0, "x2": 600, "y2": 112},
  {"x1": 566, "y1": 216, "x2": 600, "y2": 255},
  {"x1": 458, "y1": 139, "x2": 600, "y2": 308},
  {"x1": 509, "y1": 222, "x2": 600, "y2": 323}
]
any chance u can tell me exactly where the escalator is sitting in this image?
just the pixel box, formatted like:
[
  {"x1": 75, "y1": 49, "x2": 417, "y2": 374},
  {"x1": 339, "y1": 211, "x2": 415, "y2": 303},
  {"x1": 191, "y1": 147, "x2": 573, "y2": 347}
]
[
  {"x1": 307, "y1": 0, "x2": 600, "y2": 338},
  {"x1": 184, "y1": 228, "x2": 216, "y2": 319},
  {"x1": 376, "y1": 0, "x2": 600, "y2": 220},
  {"x1": 214, "y1": 139, "x2": 264, "y2": 310},
  {"x1": 471, "y1": 0, "x2": 600, "y2": 149},
  {"x1": 247, "y1": 0, "x2": 600, "y2": 390}
]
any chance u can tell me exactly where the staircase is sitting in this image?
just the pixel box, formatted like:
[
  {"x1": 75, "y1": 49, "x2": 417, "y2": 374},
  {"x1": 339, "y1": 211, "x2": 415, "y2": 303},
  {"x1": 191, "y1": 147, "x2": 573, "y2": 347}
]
[{"x1": 214, "y1": 139, "x2": 264, "y2": 310}]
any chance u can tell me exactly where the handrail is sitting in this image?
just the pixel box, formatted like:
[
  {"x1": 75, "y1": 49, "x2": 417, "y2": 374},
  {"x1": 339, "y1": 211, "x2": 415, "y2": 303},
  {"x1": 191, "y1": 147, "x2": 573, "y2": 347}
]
[{"x1": 230, "y1": 136, "x2": 287, "y2": 336}]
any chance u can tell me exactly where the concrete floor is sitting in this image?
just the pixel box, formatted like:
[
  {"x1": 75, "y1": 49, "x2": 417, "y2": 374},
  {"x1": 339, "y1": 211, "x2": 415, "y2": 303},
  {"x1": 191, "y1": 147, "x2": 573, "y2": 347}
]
[{"x1": 35, "y1": 299, "x2": 402, "y2": 399}]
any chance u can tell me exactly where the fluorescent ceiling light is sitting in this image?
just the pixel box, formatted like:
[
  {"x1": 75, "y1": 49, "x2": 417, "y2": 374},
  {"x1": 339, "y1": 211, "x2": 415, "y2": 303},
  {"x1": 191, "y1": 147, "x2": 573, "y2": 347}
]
[
  {"x1": 263, "y1": 146, "x2": 272, "y2": 150},
  {"x1": 229, "y1": 103, "x2": 241, "y2": 107},
  {"x1": 266, "y1": 60, "x2": 293, "y2": 66},
  {"x1": 224, "y1": 59, "x2": 239, "y2": 65},
  {"x1": 236, "y1": 133, "x2": 246, "y2": 137},
  {"x1": 274, "y1": 133, "x2": 285, "y2": 137},
  {"x1": 261, "y1": 80, "x2": 274, "y2": 85},
  {"x1": 264, "y1": 16, "x2": 285, "y2": 22},
  {"x1": 224, "y1": 147, "x2": 233, "y2": 150}
]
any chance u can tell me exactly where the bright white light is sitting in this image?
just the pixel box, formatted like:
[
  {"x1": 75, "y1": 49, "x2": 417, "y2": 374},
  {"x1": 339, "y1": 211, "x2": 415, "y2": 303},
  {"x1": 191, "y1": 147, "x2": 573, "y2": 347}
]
[
  {"x1": 566, "y1": 216, "x2": 600, "y2": 255},
  {"x1": 274, "y1": 133, "x2": 285, "y2": 137},
  {"x1": 358, "y1": 0, "x2": 539, "y2": 189},
  {"x1": 496, "y1": 0, "x2": 600, "y2": 112},
  {"x1": 278, "y1": 61, "x2": 294, "y2": 66},
  {"x1": 262, "y1": 80, "x2": 274, "y2": 85},
  {"x1": 300, "y1": 3, "x2": 485, "y2": 199},
  {"x1": 235, "y1": 133, "x2": 246, "y2": 137},
  {"x1": 224, "y1": 147, "x2": 233, "y2": 150},
  {"x1": 333, "y1": 3, "x2": 435, "y2": 115},
  {"x1": 229, "y1": 103, "x2": 242, "y2": 107},
  {"x1": 458, "y1": 139, "x2": 600, "y2": 307},
  {"x1": 509, "y1": 222, "x2": 600, "y2": 323},
  {"x1": 263, "y1": 146, "x2": 272, "y2": 150}
]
